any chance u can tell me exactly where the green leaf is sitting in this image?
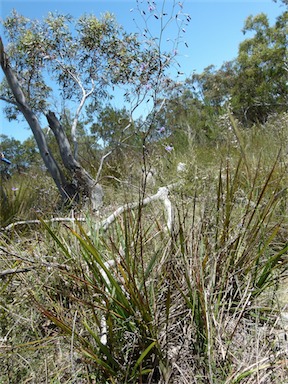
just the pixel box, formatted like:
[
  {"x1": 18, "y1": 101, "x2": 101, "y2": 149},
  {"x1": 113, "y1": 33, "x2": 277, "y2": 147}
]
[
  {"x1": 83, "y1": 321, "x2": 120, "y2": 371},
  {"x1": 255, "y1": 242, "x2": 288, "y2": 292},
  {"x1": 131, "y1": 340, "x2": 157, "y2": 378},
  {"x1": 41, "y1": 219, "x2": 70, "y2": 256}
]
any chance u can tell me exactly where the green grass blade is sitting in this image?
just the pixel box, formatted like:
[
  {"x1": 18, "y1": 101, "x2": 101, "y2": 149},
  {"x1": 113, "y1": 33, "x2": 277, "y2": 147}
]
[
  {"x1": 131, "y1": 340, "x2": 157, "y2": 378},
  {"x1": 83, "y1": 321, "x2": 120, "y2": 370},
  {"x1": 255, "y1": 242, "x2": 288, "y2": 292},
  {"x1": 40, "y1": 219, "x2": 70, "y2": 256}
]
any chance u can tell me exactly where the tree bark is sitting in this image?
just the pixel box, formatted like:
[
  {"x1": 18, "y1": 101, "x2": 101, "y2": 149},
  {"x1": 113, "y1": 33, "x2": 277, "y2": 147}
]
[
  {"x1": 46, "y1": 111, "x2": 103, "y2": 209},
  {"x1": 0, "y1": 37, "x2": 68, "y2": 199},
  {"x1": 0, "y1": 37, "x2": 103, "y2": 208}
]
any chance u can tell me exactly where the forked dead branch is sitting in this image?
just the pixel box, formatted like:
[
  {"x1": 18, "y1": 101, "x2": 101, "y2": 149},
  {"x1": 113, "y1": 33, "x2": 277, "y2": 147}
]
[{"x1": 1, "y1": 182, "x2": 178, "y2": 233}]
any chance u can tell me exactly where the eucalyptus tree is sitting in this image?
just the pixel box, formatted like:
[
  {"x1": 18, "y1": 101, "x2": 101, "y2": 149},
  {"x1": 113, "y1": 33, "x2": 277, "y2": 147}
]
[
  {"x1": 0, "y1": 2, "x2": 189, "y2": 208},
  {"x1": 90, "y1": 106, "x2": 139, "y2": 148},
  {"x1": 231, "y1": 10, "x2": 288, "y2": 123},
  {"x1": 186, "y1": 5, "x2": 287, "y2": 126},
  {"x1": 0, "y1": 134, "x2": 40, "y2": 171}
]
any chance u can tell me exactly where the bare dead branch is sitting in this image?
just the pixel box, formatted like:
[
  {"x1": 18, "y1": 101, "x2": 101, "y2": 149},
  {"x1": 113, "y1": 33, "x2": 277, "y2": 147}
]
[
  {"x1": 0, "y1": 266, "x2": 35, "y2": 277},
  {"x1": 0, "y1": 246, "x2": 70, "y2": 272},
  {"x1": 100, "y1": 185, "x2": 175, "y2": 231},
  {"x1": 71, "y1": 80, "x2": 95, "y2": 160},
  {"x1": 1, "y1": 184, "x2": 180, "y2": 233},
  {"x1": 1, "y1": 217, "x2": 86, "y2": 231}
]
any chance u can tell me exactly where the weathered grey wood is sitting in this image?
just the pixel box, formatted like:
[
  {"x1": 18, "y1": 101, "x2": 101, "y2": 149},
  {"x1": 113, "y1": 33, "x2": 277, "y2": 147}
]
[
  {"x1": 0, "y1": 37, "x2": 67, "y2": 199},
  {"x1": 46, "y1": 111, "x2": 103, "y2": 208},
  {"x1": 0, "y1": 37, "x2": 103, "y2": 208}
]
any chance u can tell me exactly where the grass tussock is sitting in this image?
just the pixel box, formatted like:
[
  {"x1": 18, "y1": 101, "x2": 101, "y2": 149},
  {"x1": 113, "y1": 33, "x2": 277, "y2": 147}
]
[
  {"x1": 0, "y1": 171, "x2": 59, "y2": 228},
  {"x1": 1, "y1": 121, "x2": 288, "y2": 383}
]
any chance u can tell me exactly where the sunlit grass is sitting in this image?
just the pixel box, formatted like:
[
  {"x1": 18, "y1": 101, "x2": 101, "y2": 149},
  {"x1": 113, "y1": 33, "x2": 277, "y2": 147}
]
[
  {"x1": 0, "y1": 171, "x2": 60, "y2": 228},
  {"x1": 1, "y1": 118, "x2": 288, "y2": 383}
]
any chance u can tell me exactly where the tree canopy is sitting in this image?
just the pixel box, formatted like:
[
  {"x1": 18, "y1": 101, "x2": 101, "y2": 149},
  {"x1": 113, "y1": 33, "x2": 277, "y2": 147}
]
[
  {"x1": 232, "y1": 11, "x2": 288, "y2": 123},
  {"x1": 0, "y1": 2, "x2": 189, "y2": 206},
  {"x1": 187, "y1": 9, "x2": 287, "y2": 125},
  {"x1": 0, "y1": 2, "x2": 287, "y2": 187}
]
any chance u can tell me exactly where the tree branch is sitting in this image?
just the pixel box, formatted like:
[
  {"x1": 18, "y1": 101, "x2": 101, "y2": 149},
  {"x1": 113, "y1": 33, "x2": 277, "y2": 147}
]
[
  {"x1": 1, "y1": 184, "x2": 178, "y2": 234},
  {"x1": 0, "y1": 36, "x2": 27, "y2": 106},
  {"x1": 0, "y1": 37, "x2": 67, "y2": 197},
  {"x1": 46, "y1": 111, "x2": 79, "y2": 171},
  {"x1": 71, "y1": 80, "x2": 95, "y2": 160},
  {"x1": 0, "y1": 267, "x2": 35, "y2": 278},
  {"x1": 100, "y1": 185, "x2": 175, "y2": 231},
  {"x1": 2, "y1": 217, "x2": 86, "y2": 231},
  {"x1": 0, "y1": 95, "x2": 19, "y2": 106},
  {"x1": 95, "y1": 150, "x2": 112, "y2": 184},
  {"x1": 54, "y1": 58, "x2": 95, "y2": 160}
]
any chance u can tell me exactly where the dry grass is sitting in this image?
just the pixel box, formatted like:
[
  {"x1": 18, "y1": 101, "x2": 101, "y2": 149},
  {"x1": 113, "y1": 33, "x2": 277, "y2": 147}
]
[{"x1": 1, "y1": 120, "x2": 288, "y2": 383}]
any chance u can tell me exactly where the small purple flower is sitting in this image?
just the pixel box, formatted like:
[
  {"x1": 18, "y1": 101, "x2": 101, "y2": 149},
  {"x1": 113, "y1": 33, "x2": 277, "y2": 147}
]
[
  {"x1": 148, "y1": 4, "x2": 155, "y2": 12},
  {"x1": 165, "y1": 145, "x2": 173, "y2": 152},
  {"x1": 158, "y1": 126, "x2": 165, "y2": 134},
  {"x1": 11, "y1": 187, "x2": 19, "y2": 191}
]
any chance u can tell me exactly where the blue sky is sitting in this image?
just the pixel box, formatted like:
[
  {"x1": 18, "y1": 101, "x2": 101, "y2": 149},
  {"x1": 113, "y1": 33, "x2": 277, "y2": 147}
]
[{"x1": 0, "y1": 0, "x2": 284, "y2": 142}]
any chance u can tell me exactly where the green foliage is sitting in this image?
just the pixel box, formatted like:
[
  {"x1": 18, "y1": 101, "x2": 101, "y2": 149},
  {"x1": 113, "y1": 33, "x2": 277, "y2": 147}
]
[
  {"x1": 232, "y1": 11, "x2": 288, "y2": 123},
  {"x1": 90, "y1": 105, "x2": 139, "y2": 148},
  {"x1": 0, "y1": 8, "x2": 177, "y2": 120},
  {"x1": 0, "y1": 134, "x2": 41, "y2": 171},
  {"x1": 190, "y1": 63, "x2": 234, "y2": 109},
  {"x1": 25, "y1": 209, "x2": 168, "y2": 382},
  {"x1": 273, "y1": 0, "x2": 288, "y2": 5},
  {"x1": 0, "y1": 2, "x2": 189, "y2": 202},
  {"x1": 0, "y1": 178, "x2": 37, "y2": 227},
  {"x1": 186, "y1": 8, "x2": 287, "y2": 126}
]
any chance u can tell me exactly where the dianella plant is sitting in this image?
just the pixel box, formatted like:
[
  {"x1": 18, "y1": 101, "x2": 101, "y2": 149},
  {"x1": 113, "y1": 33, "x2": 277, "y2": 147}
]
[{"x1": 27, "y1": 143, "x2": 288, "y2": 383}]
